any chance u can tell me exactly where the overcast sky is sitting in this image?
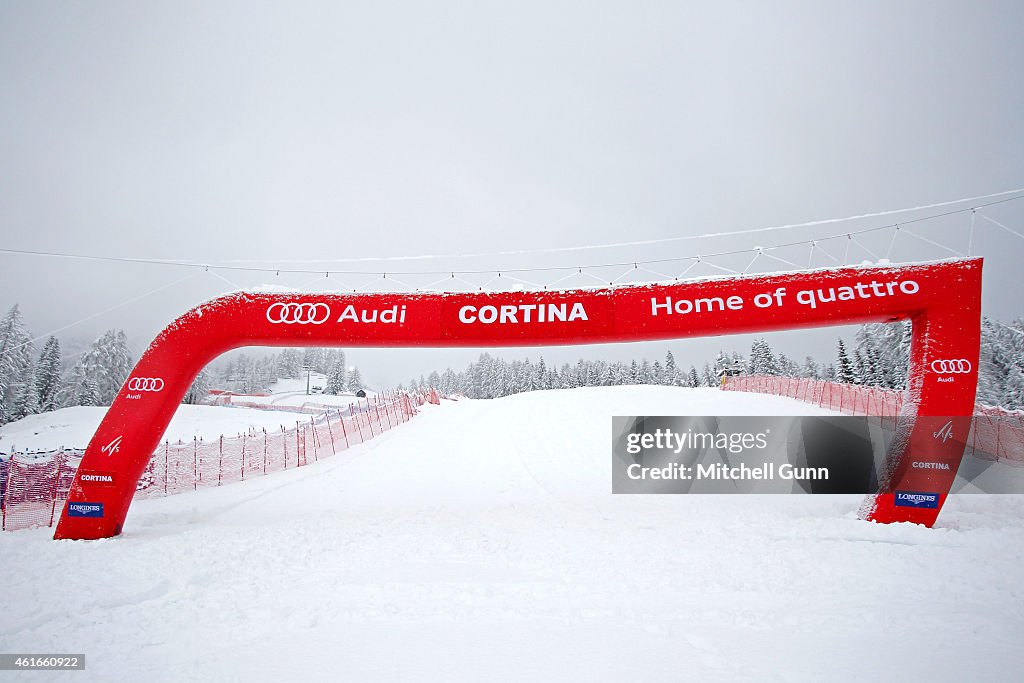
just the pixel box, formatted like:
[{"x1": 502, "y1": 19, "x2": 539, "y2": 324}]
[{"x1": 1, "y1": 1, "x2": 1022, "y2": 387}]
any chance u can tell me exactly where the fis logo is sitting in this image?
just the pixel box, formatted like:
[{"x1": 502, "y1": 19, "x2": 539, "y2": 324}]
[
  {"x1": 67, "y1": 502, "x2": 105, "y2": 518},
  {"x1": 894, "y1": 491, "x2": 940, "y2": 509},
  {"x1": 933, "y1": 420, "x2": 954, "y2": 444},
  {"x1": 100, "y1": 436, "x2": 123, "y2": 456}
]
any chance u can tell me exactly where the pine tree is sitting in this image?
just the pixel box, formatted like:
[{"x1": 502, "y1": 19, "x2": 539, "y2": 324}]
[
  {"x1": 348, "y1": 366, "x2": 364, "y2": 392},
  {"x1": 777, "y1": 353, "x2": 800, "y2": 377},
  {"x1": 1003, "y1": 364, "x2": 1024, "y2": 411},
  {"x1": 35, "y1": 337, "x2": 62, "y2": 412},
  {"x1": 12, "y1": 357, "x2": 38, "y2": 419},
  {"x1": 864, "y1": 346, "x2": 882, "y2": 387},
  {"x1": 326, "y1": 361, "x2": 347, "y2": 394},
  {"x1": 853, "y1": 349, "x2": 866, "y2": 385},
  {"x1": 277, "y1": 349, "x2": 303, "y2": 379},
  {"x1": 713, "y1": 351, "x2": 731, "y2": 377},
  {"x1": 856, "y1": 322, "x2": 911, "y2": 389},
  {"x1": 665, "y1": 351, "x2": 681, "y2": 386},
  {"x1": 0, "y1": 305, "x2": 34, "y2": 423},
  {"x1": 65, "y1": 329, "x2": 134, "y2": 405},
  {"x1": 183, "y1": 368, "x2": 211, "y2": 404},
  {"x1": 639, "y1": 359, "x2": 653, "y2": 384},
  {"x1": 836, "y1": 339, "x2": 856, "y2": 384},
  {"x1": 687, "y1": 366, "x2": 700, "y2": 387},
  {"x1": 748, "y1": 339, "x2": 779, "y2": 376},
  {"x1": 822, "y1": 363, "x2": 837, "y2": 382},
  {"x1": 977, "y1": 317, "x2": 1024, "y2": 408},
  {"x1": 78, "y1": 374, "x2": 100, "y2": 406}
]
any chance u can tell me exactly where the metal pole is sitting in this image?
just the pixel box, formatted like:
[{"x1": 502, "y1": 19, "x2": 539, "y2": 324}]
[
  {"x1": 353, "y1": 403, "x2": 366, "y2": 443},
  {"x1": 339, "y1": 410, "x2": 350, "y2": 448},
  {"x1": 325, "y1": 411, "x2": 336, "y2": 455},
  {"x1": 310, "y1": 416, "x2": 319, "y2": 461}
]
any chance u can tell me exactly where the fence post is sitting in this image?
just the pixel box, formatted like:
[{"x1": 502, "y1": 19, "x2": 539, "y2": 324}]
[
  {"x1": 995, "y1": 417, "x2": 1003, "y2": 464},
  {"x1": 218, "y1": 435, "x2": 224, "y2": 486},
  {"x1": 310, "y1": 417, "x2": 319, "y2": 462},
  {"x1": 353, "y1": 403, "x2": 365, "y2": 443},
  {"x1": 241, "y1": 432, "x2": 247, "y2": 481},
  {"x1": 339, "y1": 410, "x2": 350, "y2": 448},
  {"x1": 375, "y1": 399, "x2": 385, "y2": 431},
  {"x1": 325, "y1": 411, "x2": 337, "y2": 455},
  {"x1": 1, "y1": 454, "x2": 13, "y2": 532},
  {"x1": 164, "y1": 442, "x2": 169, "y2": 495},
  {"x1": 263, "y1": 429, "x2": 268, "y2": 474},
  {"x1": 367, "y1": 400, "x2": 375, "y2": 436},
  {"x1": 48, "y1": 450, "x2": 65, "y2": 528},
  {"x1": 193, "y1": 437, "x2": 198, "y2": 490}
]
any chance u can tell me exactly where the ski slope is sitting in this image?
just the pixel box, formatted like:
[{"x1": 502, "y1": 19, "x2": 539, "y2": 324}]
[{"x1": 2, "y1": 387, "x2": 1023, "y2": 681}]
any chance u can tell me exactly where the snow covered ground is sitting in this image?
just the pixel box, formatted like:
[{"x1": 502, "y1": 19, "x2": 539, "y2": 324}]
[
  {"x1": 0, "y1": 405, "x2": 318, "y2": 452},
  {"x1": 235, "y1": 390, "x2": 371, "y2": 409},
  {"x1": 1, "y1": 387, "x2": 1023, "y2": 681},
  {"x1": 264, "y1": 374, "x2": 330, "y2": 395},
  {"x1": 230, "y1": 373, "x2": 374, "y2": 409}
]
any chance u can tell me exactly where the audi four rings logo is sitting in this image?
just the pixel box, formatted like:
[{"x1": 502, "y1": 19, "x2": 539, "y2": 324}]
[
  {"x1": 128, "y1": 377, "x2": 164, "y2": 392},
  {"x1": 930, "y1": 359, "x2": 972, "y2": 374},
  {"x1": 266, "y1": 302, "x2": 331, "y2": 324}
]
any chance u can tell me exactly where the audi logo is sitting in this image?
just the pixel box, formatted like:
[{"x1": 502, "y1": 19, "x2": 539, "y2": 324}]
[
  {"x1": 930, "y1": 359, "x2": 972, "y2": 374},
  {"x1": 266, "y1": 302, "x2": 331, "y2": 325},
  {"x1": 127, "y1": 377, "x2": 165, "y2": 392}
]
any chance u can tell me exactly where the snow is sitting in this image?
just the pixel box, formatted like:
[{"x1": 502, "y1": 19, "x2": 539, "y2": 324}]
[
  {"x1": 2, "y1": 386, "x2": 1022, "y2": 681},
  {"x1": 0, "y1": 405, "x2": 318, "y2": 452},
  {"x1": 237, "y1": 390, "x2": 370, "y2": 409},
  {"x1": 264, "y1": 374, "x2": 330, "y2": 395}
]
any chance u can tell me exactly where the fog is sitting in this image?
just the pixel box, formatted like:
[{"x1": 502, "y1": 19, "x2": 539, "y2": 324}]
[{"x1": 1, "y1": 1, "x2": 1022, "y2": 387}]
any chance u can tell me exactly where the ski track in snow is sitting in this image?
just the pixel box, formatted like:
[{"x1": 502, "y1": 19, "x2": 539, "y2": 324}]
[{"x1": 1, "y1": 387, "x2": 1023, "y2": 682}]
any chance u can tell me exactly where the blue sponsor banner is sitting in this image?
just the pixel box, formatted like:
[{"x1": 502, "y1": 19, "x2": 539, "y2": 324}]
[
  {"x1": 894, "y1": 491, "x2": 940, "y2": 509},
  {"x1": 67, "y1": 502, "x2": 104, "y2": 518}
]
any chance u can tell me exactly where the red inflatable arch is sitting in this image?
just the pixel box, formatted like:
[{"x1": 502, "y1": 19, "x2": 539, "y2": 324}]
[{"x1": 55, "y1": 258, "x2": 983, "y2": 540}]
